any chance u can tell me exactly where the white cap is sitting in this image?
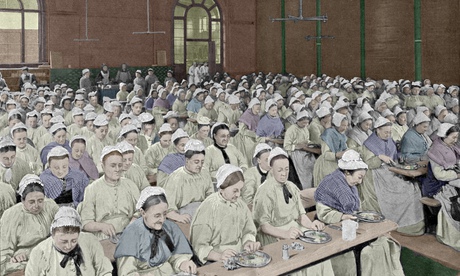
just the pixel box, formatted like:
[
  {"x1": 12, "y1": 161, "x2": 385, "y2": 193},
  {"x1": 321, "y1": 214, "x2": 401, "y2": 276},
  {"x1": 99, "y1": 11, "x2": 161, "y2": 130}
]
[
  {"x1": 268, "y1": 147, "x2": 288, "y2": 165},
  {"x1": 47, "y1": 146, "x2": 69, "y2": 164},
  {"x1": 355, "y1": 112, "x2": 373, "y2": 125},
  {"x1": 434, "y1": 105, "x2": 447, "y2": 117},
  {"x1": 184, "y1": 139, "x2": 205, "y2": 152},
  {"x1": 119, "y1": 82, "x2": 126, "y2": 89},
  {"x1": 332, "y1": 113, "x2": 347, "y2": 127},
  {"x1": 204, "y1": 95, "x2": 214, "y2": 104},
  {"x1": 211, "y1": 122, "x2": 229, "y2": 136},
  {"x1": 49, "y1": 123, "x2": 66, "y2": 135},
  {"x1": 130, "y1": 96, "x2": 142, "y2": 105},
  {"x1": 437, "y1": 123, "x2": 455, "y2": 138},
  {"x1": 333, "y1": 101, "x2": 349, "y2": 111},
  {"x1": 381, "y1": 109, "x2": 394, "y2": 118},
  {"x1": 158, "y1": 123, "x2": 173, "y2": 134},
  {"x1": 136, "y1": 186, "x2": 166, "y2": 210},
  {"x1": 93, "y1": 114, "x2": 109, "y2": 126},
  {"x1": 26, "y1": 110, "x2": 40, "y2": 118},
  {"x1": 365, "y1": 81, "x2": 375, "y2": 87},
  {"x1": 393, "y1": 106, "x2": 407, "y2": 117},
  {"x1": 10, "y1": 122, "x2": 27, "y2": 137},
  {"x1": 289, "y1": 97, "x2": 300, "y2": 107},
  {"x1": 72, "y1": 108, "x2": 84, "y2": 117},
  {"x1": 192, "y1": 88, "x2": 205, "y2": 98},
  {"x1": 374, "y1": 117, "x2": 391, "y2": 128},
  {"x1": 50, "y1": 207, "x2": 82, "y2": 233},
  {"x1": 82, "y1": 68, "x2": 90, "y2": 75},
  {"x1": 50, "y1": 115, "x2": 65, "y2": 124},
  {"x1": 118, "y1": 124, "x2": 138, "y2": 139},
  {"x1": 228, "y1": 95, "x2": 240, "y2": 104},
  {"x1": 197, "y1": 116, "x2": 211, "y2": 125},
  {"x1": 248, "y1": 98, "x2": 260, "y2": 109},
  {"x1": 118, "y1": 113, "x2": 131, "y2": 123},
  {"x1": 337, "y1": 150, "x2": 368, "y2": 170},
  {"x1": 70, "y1": 135, "x2": 87, "y2": 146},
  {"x1": 117, "y1": 140, "x2": 135, "y2": 153},
  {"x1": 103, "y1": 101, "x2": 113, "y2": 113},
  {"x1": 171, "y1": 128, "x2": 189, "y2": 142},
  {"x1": 17, "y1": 174, "x2": 43, "y2": 197},
  {"x1": 85, "y1": 112, "x2": 97, "y2": 121},
  {"x1": 413, "y1": 112, "x2": 431, "y2": 125},
  {"x1": 265, "y1": 99, "x2": 277, "y2": 113},
  {"x1": 316, "y1": 106, "x2": 331, "y2": 118},
  {"x1": 100, "y1": 146, "x2": 122, "y2": 162},
  {"x1": 138, "y1": 113, "x2": 154, "y2": 123},
  {"x1": 163, "y1": 111, "x2": 178, "y2": 119},
  {"x1": 296, "y1": 110, "x2": 310, "y2": 121},
  {"x1": 216, "y1": 164, "x2": 243, "y2": 189},
  {"x1": 253, "y1": 143, "x2": 272, "y2": 159},
  {"x1": 88, "y1": 91, "x2": 97, "y2": 97}
]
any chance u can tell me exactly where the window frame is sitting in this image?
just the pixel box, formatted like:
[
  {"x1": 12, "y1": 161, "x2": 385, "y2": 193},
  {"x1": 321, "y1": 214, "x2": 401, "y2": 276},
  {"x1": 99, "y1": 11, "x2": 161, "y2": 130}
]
[{"x1": 0, "y1": 0, "x2": 46, "y2": 67}]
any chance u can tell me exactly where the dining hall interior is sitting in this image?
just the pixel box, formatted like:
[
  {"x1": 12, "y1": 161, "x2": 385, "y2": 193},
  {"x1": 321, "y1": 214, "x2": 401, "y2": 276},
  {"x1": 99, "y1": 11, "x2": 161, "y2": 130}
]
[{"x1": 0, "y1": 0, "x2": 460, "y2": 275}]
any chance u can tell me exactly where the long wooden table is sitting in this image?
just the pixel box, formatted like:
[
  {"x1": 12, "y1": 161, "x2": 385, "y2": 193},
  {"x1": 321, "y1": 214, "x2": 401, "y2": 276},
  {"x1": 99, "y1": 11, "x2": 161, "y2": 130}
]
[{"x1": 197, "y1": 220, "x2": 398, "y2": 276}]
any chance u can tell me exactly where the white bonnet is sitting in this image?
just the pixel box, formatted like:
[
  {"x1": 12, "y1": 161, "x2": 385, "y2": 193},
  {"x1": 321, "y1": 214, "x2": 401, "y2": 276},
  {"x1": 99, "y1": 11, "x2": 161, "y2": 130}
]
[
  {"x1": 337, "y1": 150, "x2": 368, "y2": 170},
  {"x1": 216, "y1": 164, "x2": 243, "y2": 189}
]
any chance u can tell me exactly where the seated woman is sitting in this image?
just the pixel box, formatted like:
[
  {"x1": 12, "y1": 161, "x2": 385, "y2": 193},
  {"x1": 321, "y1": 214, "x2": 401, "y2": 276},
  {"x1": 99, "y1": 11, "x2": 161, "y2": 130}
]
[
  {"x1": 391, "y1": 107, "x2": 409, "y2": 146},
  {"x1": 40, "y1": 123, "x2": 71, "y2": 165},
  {"x1": 0, "y1": 137, "x2": 31, "y2": 192},
  {"x1": 87, "y1": 114, "x2": 112, "y2": 174},
  {"x1": 69, "y1": 135, "x2": 99, "y2": 181},
  {"x1": 242, "y1": 143, "x2": 272, "y2": 207},
  {"x1": 256, "y1": 99, "x2": 284, "y2": 147},
  {"x1": 284, "y1": 110, "x2": 317, "y2": 189},
  {"x1": 315, "y1": 150, "x2": 404, "y2": 276},
  {"x1": 11, "y1": 122, "x2": 42, "y2": 175},
  {"x1": 313, "y1": 113, "x2": 349, "y2": 186},
  {"x1": 114, "y1": 187, "x2": 197, "y2": 275},
  {"x1": 0, "y1": 174, "x2": 58, "y2": 275},
  {"x1": 0, "y1": 181, "x2": 15, "y2": 218},
  {"x1": 204, "y1": 123, "x2": 248, "y2": 181},
  {"x1": 137, "y1": 112, "x2": 156, "y2": 153},
  {"x1": 164, "y1": 139, "x2": 213, "y2": 224},
  {"x1": 40, "y1": 146, "x2": 89, "y2": 207},
  {"x1": 347, "y1": 112, "x2": 373, "y2": 148},
  {"x1": 118, "y1": 123, "x2": 148, "y2": 174},
  {"x1": 117, "y1": 141, "x2": 150, "y2": 192},
  {"x1": 252, "y1": 147, "x2": 333, "y2": 275},
  {"x1": 361, "y1": 117, "x2": 425, "y2": 235},
  {"x1": 157, "y1": 128, "x2": 189, "y2": 187},
  {"x1": 145, "y1": 123, "x2": 173, "y2": 184},
  {"x1": 308, "y1": 107, "x2": 332, "y2": 145},
  {"x1": 400, "y1": 112, "x2": 432, "y2": 164},
  {"x1": 190, "y1": 116, "x2": 213, "y2": 148},
  {"x1": 191, "y1": 164, "x2": 260, "y2": 264},
  {"x1": 79, "y1": 146, "x2": 140, "y2": 241},
  {"x1": 422, "y1": 123, "x2": 460, "y2": 250},
  {"x1": 26, "y1": 207, "x2": 113, "y2": 275}
]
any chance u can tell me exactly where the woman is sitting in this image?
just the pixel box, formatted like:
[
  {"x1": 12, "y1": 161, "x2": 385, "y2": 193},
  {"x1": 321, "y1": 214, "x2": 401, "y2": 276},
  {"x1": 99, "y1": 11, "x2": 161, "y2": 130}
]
[
  {"x1": 422, "y1": 123, "x2": 460, "y2": 250},
  {"x1": 117, "y1": 140, "x2": 150, "y2": 192},
  {"x1": 252, "y1": 147, "x2": 333, "y2": 275},
  {"x1": 114, "y1": 187, "x2": 196, "y2": 275},
  {"x1": 95, "y1": 63, "x2": 111, "y2": 86},
  {"x1": 313, "y1": 113, "x2": 349, "y2": 186},
  {"x1": 152, "y1": 87, "x2": 170, "y2": 128},
  {"x1": 197, "y1": 96, "x2": 218, "y2": 124},
  {"x1": 40, "y1": 123, "x2": 71, "y2": 165},
  {"x1": 0, "y1": 137, "x2": 31, "y2": 192},
  {"x1": 163, "y1": 139, "x2": 213, "y2": 224},
  {"x1": 138, "y1": 112, "x2": 156, "y2": 152},
  {"x1": 241, "y1": 143, "x2": 272, "y2": 207},
  {"x1": 256, "y1": 99, "x2": 284, "y2": 145},
  {"x1": 11, "y1": 122, "x2": 42, "y2": 175},
  {"x1": 400, "y1": 112, "x2": 432, "y2": 164},
  {"x1": 191, "y1": 164, "x2": 260, "y2": 264},
  {"x1": 190, "y1": 116, "x2": 213, "y2": 148},
  {"x1": 391, "y1": 107, "x2": 409, "y2": 145},
  {"x1": 79, "y1": 146, "x2": 140, "y2": 240},
  {"x1": 185, "y1": 89, "x2": 205, "y2": 134},
  {"x1": 204, "y1": 123, "x2": 248, "y2": 181},
  {"x1": 157, "y1": 128, "x2": 190, "y2": 187},
  {"x1": 0, "y1": 174, "x2": 59, "y2": 275},
  {"x1": 216, "y1": 95, "x2": 242, "y2": 129},
  {"x1": 87, "y1": 114, "x2": 112, "y2": 173},
  {"x1": 347, "y1": 112, "x2": 373, "y2": 148},
  {"x1": 308, "y1": 106, "x2": 332, "y2": 145},
  {"x1": 315, "y1": 150, "x2": 404, "y2": 276},
  {"x1": 145, "y1": 123, "x2": 173, "y2": 184},
  {"x1": 118, "y1": 123, "x2": 148, "y2": 174},
  {"x1": 69, "y1": 135, "x2": 99, "y2": 181},
  {"x1": 171, "y1": 89, "x2": 188, "y2": 128},
  {"x1": 26, "y1": 206, "x2": 113, "y2": 275},
  {"x1": 40, "y1": 146, "x2": 89, "y2": 207},
  {"x1": 284, "y1": 110, "x2": 317, "y2": 189},
  {"x1": 361, "y1": 117, "x2": 425, "y2": 235}
]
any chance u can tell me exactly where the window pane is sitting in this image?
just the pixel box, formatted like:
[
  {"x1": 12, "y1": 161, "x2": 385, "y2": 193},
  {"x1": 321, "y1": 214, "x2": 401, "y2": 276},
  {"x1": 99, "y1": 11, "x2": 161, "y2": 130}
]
[
  {"x1": 0, "y1": 0, "x2": 20, "y2": 9},
  {"x1": 178, "y1": 0, "x2": 193, "y2": 6},
  {"x1": 24, "y1": 12, "x2": 38, "y2": 63},
  {"x1": 203, "y1": 0, "x2": 215, "y2": 9},
  {"x1": 174, "y1": 5, "x2": 185, "y2": 17},
  {"x1": 211, "y1": 21, "x2": 220, "y2": 64},
  {"x1": 0, "y1": 11, "x2": 21, "y2": 63},
  {"x1": 174, "y1": 19, "x2": 184, "y2": 38},
  {"x1": 186, "y1": 7, "x2": 208, "y2": 39},
  {"x1": 209, "y1": 6, "x2": 219, "y2": 19},
  {"x1": 174, "y1": 19, "x2": 185, "y2": 64},
  {"x1": 186, "y1": 41, "x2": 208, "y2": 69},
  {"x1": 22, "y1": 0, "x2": 38, "y2": 10}
]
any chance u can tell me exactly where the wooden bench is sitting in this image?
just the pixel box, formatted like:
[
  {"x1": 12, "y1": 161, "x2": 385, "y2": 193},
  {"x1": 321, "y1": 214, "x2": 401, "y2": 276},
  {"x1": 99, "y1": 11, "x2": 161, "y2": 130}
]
[{"x1": 419, "y1": 197, "x2": 441, "y2": 234}]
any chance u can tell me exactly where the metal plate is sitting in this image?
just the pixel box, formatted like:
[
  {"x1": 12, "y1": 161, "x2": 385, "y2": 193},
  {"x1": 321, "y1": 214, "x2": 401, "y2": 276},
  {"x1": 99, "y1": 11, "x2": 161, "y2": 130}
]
[
  {"x1": 235, "y1": 251, "x2": 271, "y2": 268},
  {"x1": 299, "y1": 230, "x2": 332, "y2": 244},
  {"x1": 355, "y1": 211, "x2": 385, "y2": 223}
]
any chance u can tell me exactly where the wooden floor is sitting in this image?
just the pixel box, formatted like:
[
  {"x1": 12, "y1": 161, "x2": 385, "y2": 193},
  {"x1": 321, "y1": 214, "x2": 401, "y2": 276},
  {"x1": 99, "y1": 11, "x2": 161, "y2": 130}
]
[{"x1": 391, "y1": 231, "x2": 460, "y2": 272}]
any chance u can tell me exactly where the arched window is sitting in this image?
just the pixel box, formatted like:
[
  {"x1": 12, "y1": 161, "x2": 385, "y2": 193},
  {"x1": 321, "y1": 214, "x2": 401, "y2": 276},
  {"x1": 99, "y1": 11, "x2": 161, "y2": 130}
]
[
  {"x1": 173, "y1": 0, "x2": 222, "y2": 77},
  {"x1": 0, "y1": 0, "x2": 44, "y2": 66}
]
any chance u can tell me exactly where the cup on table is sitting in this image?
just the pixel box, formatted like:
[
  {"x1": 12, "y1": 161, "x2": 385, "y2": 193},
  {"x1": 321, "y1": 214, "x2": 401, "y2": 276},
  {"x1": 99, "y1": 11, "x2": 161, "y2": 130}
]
[{"x1": 342, "y1": 219, "x2": 358, "y2": 241}]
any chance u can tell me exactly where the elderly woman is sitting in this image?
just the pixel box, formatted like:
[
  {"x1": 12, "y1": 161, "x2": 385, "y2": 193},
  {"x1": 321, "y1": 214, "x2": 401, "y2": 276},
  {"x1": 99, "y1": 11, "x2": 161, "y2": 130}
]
[
  {"x1": 69, "y1": 135, "x2": 99, "y2": 181},
  {"x1": 191, "y1": 164, "x2": 260, "y2": 264},
  {"x1": 256, "y1": 99, "x2": 285, "y2": 145},
  {"x1": 253, "y1": 147, "x2": 333, "y2": 275},
  {"x1": 347, "y1": 112, "x2": 373, "y2": 148},
  {"x1": 157, "y1": 128, "x2": 190, "y2": 187},
  {"x1": 79, "y1": 146, "x2": 140, "y2": 240},
  {"x1": 204, "y1": 123, "x2": 248, "y2": 181},
  {"x1": 117, "y1": 141, "x2": 150, "y2": 192},
  {"x1": 315, "y1": 150, "x2": 404, "y2": 276},
  {"x1": 26, "y1": 207, "x2": 113, "y2": 275},
  {"x1": 87, "y1": 114, "x2": 112, "y2": 173},
  {"x1": 118, "y1": 124, "x2": 148, "y2": 174},
  {"x1": 422, "y1": 123, "x2": 460, "y2": 250},
  {"x1": 114, "y1": 187, "x2": 196, "y2": 275},
  {"x1": 40, "y1": 146, "x2": 89, "y2": 207},
  {"x1": 241, "y1": 143, "x2": 272, "y2": 207},
  {"x1": 190, "y1": 116, "x2": 213, "y2": 148},
  {"x1": 163, "y1": 139, "x2": 213, "y2": 224},
  {"x1": 313, "y1": 113, "x2": 349, "y2": 186},
  {"x1": 428, "y1": 105, "x2": 448, "y2": 139},
  {"x1": 40, "y1": 123, "x2": 71, "y2": 165},
  {"x1": 391, "y1": 107, "x2": 409, "y2": 145},
  {"x1": 361, "y1": 117, "x2": 425, "y2": 235},
  {"x1": 145, "y1": 123, "x2": 173, "y2": 184},
  {"x1": 11, "y1": 122, "x2": 42, "y2": 175},
  {"x1": 400, "y1": 112, "x2": 432, "y2": 164},
  {"x1": 0, "y1": 175, "x2": 58, "y2": 275}
]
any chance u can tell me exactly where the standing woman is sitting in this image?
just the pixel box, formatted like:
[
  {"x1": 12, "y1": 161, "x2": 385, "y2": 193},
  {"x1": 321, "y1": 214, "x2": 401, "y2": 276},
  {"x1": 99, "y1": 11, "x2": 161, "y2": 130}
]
[
  {"x1": 114, "y1": 187, "x2": 197, "y2": 275},
  {"x1": 79, "y1": 146, "x2": 140, "y2": 241},
  {"x1": 86, "y1": 114, "x2": 112, "y2": 174},
  {"x1": 69, "y1": 135, "x2": 99, "y2": 181},
  {"x1": 0, "y1": 174, "x2": 58, "y2": 275},
  {"x1": 40, "y1": 122, "x2": 71, "y2": 165},
  {"x1": 191, "y1": 164, "x2": 260, "y2": 264},
  {"x1": 40, "y1": 146, "x2": 89, "y2": 208},
  {"x1": 26, "y1": 207, "x2": 113, "y2": 275}
]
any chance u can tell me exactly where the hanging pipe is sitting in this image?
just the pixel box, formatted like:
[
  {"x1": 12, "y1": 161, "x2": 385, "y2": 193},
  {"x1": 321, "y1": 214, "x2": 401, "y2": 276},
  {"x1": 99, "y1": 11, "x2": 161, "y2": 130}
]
[{"x1": 316, "y1": 0, "x2": 322, "y2": 76}]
